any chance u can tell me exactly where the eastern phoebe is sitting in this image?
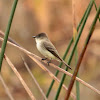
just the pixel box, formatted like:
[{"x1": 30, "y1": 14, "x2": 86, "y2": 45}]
[{"x1": 33, "y1": 33, "x2": 72, "y2": 70}]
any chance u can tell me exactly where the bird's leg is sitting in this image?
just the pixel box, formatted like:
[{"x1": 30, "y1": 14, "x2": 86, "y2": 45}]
[
  {"x1": 47, "y1": 59, "x2": 52, "y2": 66},
  {"x1": 41, "y1": 58, "x2": 47, "y2": 61}
]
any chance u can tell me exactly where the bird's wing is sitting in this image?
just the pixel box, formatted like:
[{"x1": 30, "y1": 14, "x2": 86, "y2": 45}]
[
  {"x1": 43, "y1": 41, "x2": 62, "y2": 61},
  {"x1": 43, "y1": 41, "x2": 72, "y2": 70}
]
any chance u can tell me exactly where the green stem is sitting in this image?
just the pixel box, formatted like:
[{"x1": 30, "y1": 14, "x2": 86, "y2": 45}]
[
  {"x1": 77, "y1": 1, "x2": 91, "y2": 31},
  {"x1": 65, "y1": 6, "x2": 100, "y2": 100},
  {"x1": 46, "y1": 38, "x2": 73, "y2": 98},
  {"x1": 75, "y1": 48, "x2": 80, "y2": 100},
  {"x1": 46, "y1": 1, "x2": 92, "y2": 98},
  {"x1": 93, "y1": 0, "x2": 100, "y2": 22},
  {"x1": 54, "y1": 0, "x2": 94, "y2": 99},
  {"x1": 0, "y1": 0, "x2": 18, "y2": 71}
]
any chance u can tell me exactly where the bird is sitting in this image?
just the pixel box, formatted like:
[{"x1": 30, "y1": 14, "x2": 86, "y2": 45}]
[{"x1": 32, "y1": 33, "x2": 72, "y2": 70}]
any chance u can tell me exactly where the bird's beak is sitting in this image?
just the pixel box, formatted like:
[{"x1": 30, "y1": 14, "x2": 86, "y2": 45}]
[{"x1": 32, "y1": 36, "x2": 36, "y2": 38}]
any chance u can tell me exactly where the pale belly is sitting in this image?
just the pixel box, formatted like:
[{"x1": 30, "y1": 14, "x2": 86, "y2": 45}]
[{"x1": 36, "y1": 43, "x2": 56, "y2": 59}]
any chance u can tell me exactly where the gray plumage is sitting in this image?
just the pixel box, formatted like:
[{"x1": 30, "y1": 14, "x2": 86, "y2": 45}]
[{"x1": 33, "y1": 33, "x2": 72, "y2": 70}]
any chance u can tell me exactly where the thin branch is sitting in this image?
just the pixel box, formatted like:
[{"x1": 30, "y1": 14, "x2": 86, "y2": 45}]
[
  {"x1": 46, "y1": 38, "x2": 73, "y2": 98},
  {"x1": 72, "y1": 0, "x2": 80, "y2": 99},
  {"x1": 21, "y1": 56, "x2": 48, "y2": 100},
  {"x1": 28, "y1": 55, "x2": 76, "y2": 99},
  {"x1": 0, "y1": 38, "x2": 100, "y2": 94},
  {"x1": 4, "y1": 54, "x2": 36, "y2": 100},
  {"x1": 0, "y1": 74, "x2": 14, "y2": 100},
  {"x1": 55, "y1": 0, "x2": 94, "y2": 99},
  {"x1": 0, "y1": 37, "x2": 76, "y2": 99},
  {"x1": 48, "y1": 62, "x2": 100, "y2": 95},
  {"x1": 65, "y1": 6, "x2": 100, "y2": 100},
  {"x1": 0, "y1": 37, "x2": 100, "y2": 96},
  {"x1": 0, "y1": 31, "x2": 21, "y2": 47}
]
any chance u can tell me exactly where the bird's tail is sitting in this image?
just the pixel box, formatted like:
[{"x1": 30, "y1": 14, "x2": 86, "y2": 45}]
[
  {"x1": 58, "y1": 57, "x2": 72, "y2": 70},
  {"x1": 54, "y1": 53, "x2": 72, "y2": 70},
  {"x1": 62, "y1": 60, "x2": 72, "y2": 70}
]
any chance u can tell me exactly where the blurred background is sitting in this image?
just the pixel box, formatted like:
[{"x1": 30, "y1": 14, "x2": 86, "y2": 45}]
[{"x1": 0, "y1": 0, "x2": 100, "y2": 100}]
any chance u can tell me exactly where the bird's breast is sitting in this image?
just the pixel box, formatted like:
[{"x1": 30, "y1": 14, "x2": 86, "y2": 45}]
[{"x1": 36, "y1": 42, "x2": 56, "y2": 59}]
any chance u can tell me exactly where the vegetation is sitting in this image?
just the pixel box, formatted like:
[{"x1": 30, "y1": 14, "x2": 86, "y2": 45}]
[{"x1": 0, "y1": 0, "x2": 100, "y2": 100}]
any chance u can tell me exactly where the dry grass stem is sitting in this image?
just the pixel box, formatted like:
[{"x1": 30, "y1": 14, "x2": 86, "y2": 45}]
[
  {"x1": 21, "y1": 56, "x2": 48, "y2": 100},
  {"x1": 4, "y1": 54, "x2": 36, "y2": 100},
  {"x1": 28, "y1": 55, "x2": 76, "y2": 99},
  {"x1": 0, "y1": 74, "x2": 14, "y2": 100},
  {"x1": 0, "y1": 36, "x2": 76, "y2": 99},
  {"x1": 49, "y1": 63, "x2": 100, "y2": 95},
  {"x1": 65, "y1": 6, "x2": 100, "y2": 99},
  {"x1": 0, "y1": 35, "x2": 99, "y2": 96},
  {"x1": 0, "y1": 37, "x2": 99, "y2": 95}
]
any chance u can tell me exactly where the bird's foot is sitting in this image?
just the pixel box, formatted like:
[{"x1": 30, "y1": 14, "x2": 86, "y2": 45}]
[{"x1": 47, "y1": 60, "x2": 51, "y2": 66}]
